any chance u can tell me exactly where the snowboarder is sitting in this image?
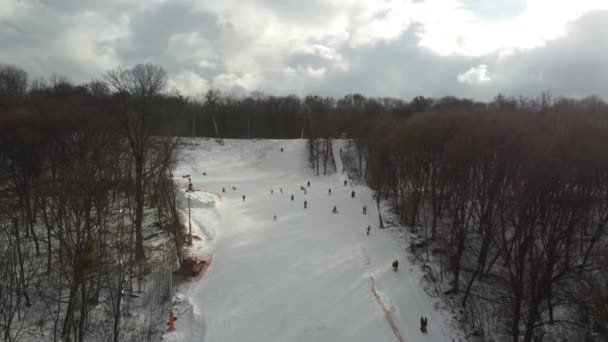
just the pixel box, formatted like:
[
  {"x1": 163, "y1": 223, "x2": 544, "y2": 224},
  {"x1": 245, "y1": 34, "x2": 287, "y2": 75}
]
[
  {"x1": 344, "y1": 180, "x2": 347, "y2": 186},
  {"x1": 332, "y1": 206, "x2": 338, "y2": 214},
  {"x1": 307, "y1": 181, "x2": 310, "y2": 187},
  {"x1": 366, "y1": 225, "x2": 371, "y2": 235},
  {"x1": 273, "y1": 215, "x2": 277, "y2": 221},
  {"x1": 351, "y1": 190, "x2": 355, "y2": 198},
  {"x1": 363, "y1": 206, "x2": 367, "y2": 215},
  {"x1": 392, "y1": 260, "x2": 399, "y2": 271},
  {"x1": 300, "y1": 186, "x2": 305, "y2": 191},
  {"x1": 222, "y1": 187, "x2": 225, "y2": 193},
  {"x1": 304, "y1": 200, "x2": 307, "y2": 209},
  {"x1": 242, "y1": 195, "x2": 246, "y2": 201},
  {"x1": 291, "y1": 194, "x2": 294, "y2": 201},
  {"x1": 328, "y1": 188, "x2": 332, "y2": 195}
]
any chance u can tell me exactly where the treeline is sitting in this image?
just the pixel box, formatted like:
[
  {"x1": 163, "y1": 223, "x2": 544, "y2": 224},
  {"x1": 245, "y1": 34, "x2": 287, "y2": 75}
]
[
  {"x1": 0, "y1": 64, "x2": 183, "y2": 341},
  {"x1": 348, "y1": 94, "x2": 608, "y2": 341},
  {"x1": 3, "y1": 62, "x2": 608, "y2": 341}
]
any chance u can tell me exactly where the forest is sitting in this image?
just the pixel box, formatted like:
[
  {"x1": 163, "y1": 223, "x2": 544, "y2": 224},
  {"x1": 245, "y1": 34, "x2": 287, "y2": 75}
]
[{"x1": 1, "y1": 62, "x2": 608, "y2": 341}]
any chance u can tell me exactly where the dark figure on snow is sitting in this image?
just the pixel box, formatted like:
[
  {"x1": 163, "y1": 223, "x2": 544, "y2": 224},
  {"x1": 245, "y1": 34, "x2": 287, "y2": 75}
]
[
  {"x1": 420, "y1": 317, "x2": 428, "y2": 333},
  {"x1": 366, "y1": 225, "x2": 370, "y2": 235},
  {"x1": 291, "y1": 194, "x2": 294, "y2": 201},
  {"x1": 273, "y1": 215, "x2": 277, "y2": 221},
  {"x1": 222, "y1": 187, "x2": 225, "y2": 193},
  {"x1": 203, "y1": 172, "x2": 206, "y2": 176},
  {"x1": 300, "y1": 186, "x2": 305, "y2": 191},
  {"x1": 392, "y1": 260, "x2": 399, "y2": 271},
  {"x1": 363, "y1": 206, "x2": 367, "y2": 215},
  {"x1": 351, "y1": 191, "x2": 355, "y2": 198},
  {"x1": 280, "y1": 187, "x2": 283, "y2": 194},
  {"x1": 344, "y1": 180, "x2": 347, "y2": 186},
  {"x1": 329, "y1": 188, "x2": 332, "y2": 195},
  {"x1": 280, "y1": 147, "x2": 284, "y2": 152},
  {"x1": 242, "y1": 195, "x2": 246, "y2": 201},
  {"x1": 232, "y1": 186, "x2": 237, "y2": 190},
  {"x1": 271, "y1": 189, "x2": 274, "y2": 195},
  {"x1": 307, "y1": 181, "x2": 310, "y2": 187},
  {"x1": 332, "y1": 206, "x2": 338, "y2": 214},
  {"x1": 304, "y1": 200, "x2": 307, "y2": 209}
]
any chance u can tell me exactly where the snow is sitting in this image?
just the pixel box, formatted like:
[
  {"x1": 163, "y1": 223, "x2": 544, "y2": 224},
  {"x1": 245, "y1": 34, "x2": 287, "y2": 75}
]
[{"x1": 165, "y1": 139, "x2": 461, "y2": 342}]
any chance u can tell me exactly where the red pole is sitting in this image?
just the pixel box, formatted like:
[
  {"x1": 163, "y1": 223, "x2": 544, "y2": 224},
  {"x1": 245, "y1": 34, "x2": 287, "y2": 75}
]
[{"x1": 169, "y1": 309, "x2": 175, "y2": 331}]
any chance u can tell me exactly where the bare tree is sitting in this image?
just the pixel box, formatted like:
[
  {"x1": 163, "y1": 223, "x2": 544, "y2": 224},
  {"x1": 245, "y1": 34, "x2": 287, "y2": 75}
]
[{"x1": 105, "y1": 64, "x2": 168, "y2": 260}]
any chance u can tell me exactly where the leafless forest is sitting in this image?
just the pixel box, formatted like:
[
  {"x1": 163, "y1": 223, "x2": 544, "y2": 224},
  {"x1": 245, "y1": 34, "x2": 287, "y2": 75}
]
[{"x1": 1, "y1": 63, "x2": 608, "y2": 341}]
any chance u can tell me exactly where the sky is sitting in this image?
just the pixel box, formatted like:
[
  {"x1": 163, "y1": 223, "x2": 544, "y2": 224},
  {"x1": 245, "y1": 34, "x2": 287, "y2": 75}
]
[{"x1": 1, "y1": 0, "x2": 607, "y2": 101}]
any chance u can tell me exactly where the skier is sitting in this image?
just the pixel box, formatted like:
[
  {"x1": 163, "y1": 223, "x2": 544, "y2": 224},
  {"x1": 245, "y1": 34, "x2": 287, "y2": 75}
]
[
  {"x1": 232, "y1": 186, "x2": 237, "y2": 190},
  {"x1": 271, "y1": 189, "x2": 274, "y2": 195},
  {"x1": 351, "y1": 190, "x2": 355, "y2": 198},
  {"x1": 344, "y1": 180, "x2": 347, "y2": 186},
  {"x1": 222, "y1": 187, "x2": 225, "y2": 193},
  {"x1": 307, "y1": 181, "x2": 310, "y2": 187},
  {"x1": 420, "y1": 317, "x2": 428, "y2": 333},
  {"x1": 332, "y1": 206, "x2": 338, "y2": 214},
  {"x1": 300, "y1": 186, "x2": 305, "y2": 191},
  {"x1": 366, "y1": 225, "x2": 371, "y2": 235},
  {"x1": 304, "y1": 200, "x2": 307, "y2": 209},
  {"x1": 392, "y1": 260, "x2": 399, "y2": 271},
  {"x1": 328, "y1": 188, "x2": 332, "y2": 195},
  {"x1": 242, "y1": 195, "x2": 246, "y2": 201},
  {"x1": 291, "y1": 194, "x2": 294, "y2": 201},
  {"x1": 203, "y1": 172, "x2": 206, "y2": 176},
  {"x1": 280, "y1": 147, "x2": 284, "y2": 152},
  {"x1": 280, "y1": 187, "x2": 283, "y2": 194},
  {"x1": 363, "y1": 206, "x2": 367, "y2": 215},
  {"x1": 273, "y1": 215, "x2": 277, "y2": 221}
]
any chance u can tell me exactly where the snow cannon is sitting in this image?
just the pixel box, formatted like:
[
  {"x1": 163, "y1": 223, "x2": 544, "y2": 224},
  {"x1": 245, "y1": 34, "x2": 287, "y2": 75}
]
[{"x1": 175, "y1": 255, "x2": 212, "y2": 280}]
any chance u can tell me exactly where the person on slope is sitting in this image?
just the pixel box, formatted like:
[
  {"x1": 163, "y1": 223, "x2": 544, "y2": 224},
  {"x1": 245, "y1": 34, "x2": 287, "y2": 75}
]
[
  {"x1": 273, "y1": 215, "x2": 277, "y2": 221},
  {"x1": 363, "y1": 206, "x2": 367, "y2": 215},
  {"x1": 307, "y1": 181, "x2": 310, "y2": 187},
  {"x1": 328, "y1": 188, "x2": 332, "y2": 195},
  {"x1": 366, "y1": 225, "x2": 371, "y2": 235},
  {"x1": 271, "y1": 189, "x2": 274, "y2": 195},
  {"x1": 304, "y1": 200, "x2": 307, "y2": 209},
  {"x1": 222, "y1": 187, "x2": 225, "y2": 193},
  {"x1": 332, "y1": 206, "x2": 338, "y2": 214},
  {"x1": 344, "y1": 180, "x2": 347, "y2": 186},
  {"x1": 242, "y1": 195, "x2": 246, "y2": 201},
  {"x1": 291, "y1": 194, "x2": 294, "y2": 201},
  {"x1": 420, "y1": 316, "x2": 428, "y2": 333},
  {"x1": 392, "y1": 260, "x2": 399, "y2": 271},
  {"x1": 351, "y1": 190, "x2": 355, "y2": 198}
]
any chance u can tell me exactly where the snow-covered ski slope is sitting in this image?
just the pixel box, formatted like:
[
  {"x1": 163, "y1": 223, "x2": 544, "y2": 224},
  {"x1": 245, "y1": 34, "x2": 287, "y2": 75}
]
[{"x1": 168, "y1": 139, "x2": 460, "y2": 342}]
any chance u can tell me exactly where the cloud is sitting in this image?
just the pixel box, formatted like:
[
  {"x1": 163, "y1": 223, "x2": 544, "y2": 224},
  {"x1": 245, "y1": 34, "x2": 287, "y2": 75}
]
[
  {"x1": 0, "y1": 0, "x2": 607, "y2": 100},
  {"x1": 458, "y1": 64, "x2": 491, "y2": 84}
]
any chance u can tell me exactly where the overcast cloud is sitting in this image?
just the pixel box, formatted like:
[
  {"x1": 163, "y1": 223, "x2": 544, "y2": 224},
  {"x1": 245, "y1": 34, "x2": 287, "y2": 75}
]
[{"x1": 1, "y1": 0, "x2": 607, "y2": 100}]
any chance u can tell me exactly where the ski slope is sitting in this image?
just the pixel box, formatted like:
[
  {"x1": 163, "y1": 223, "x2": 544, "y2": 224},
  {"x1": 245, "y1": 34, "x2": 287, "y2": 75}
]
[{"x1": 166, "y1": 139, "x2": 459, "y2": 342}]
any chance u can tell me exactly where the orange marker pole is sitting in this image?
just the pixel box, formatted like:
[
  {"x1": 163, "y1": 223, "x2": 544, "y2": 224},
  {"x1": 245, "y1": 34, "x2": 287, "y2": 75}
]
[{"x1": 169, "y1": 309, "x2": 175, "y2": 331}]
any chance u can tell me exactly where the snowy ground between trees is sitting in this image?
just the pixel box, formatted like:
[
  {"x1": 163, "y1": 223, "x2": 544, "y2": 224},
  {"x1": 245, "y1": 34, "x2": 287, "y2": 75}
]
[{"x1": 162, "y1": 139, "x2": 463, "y2": 342}]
